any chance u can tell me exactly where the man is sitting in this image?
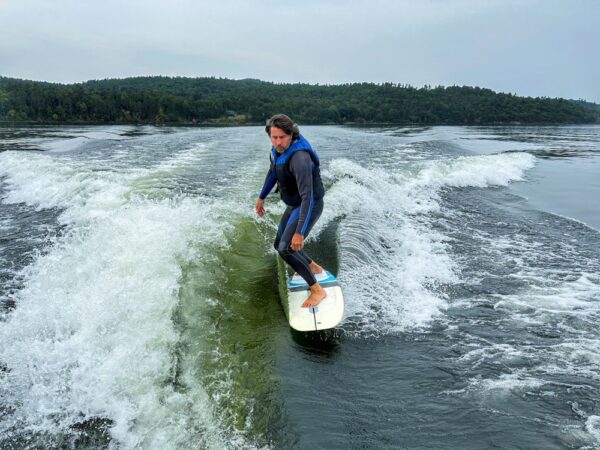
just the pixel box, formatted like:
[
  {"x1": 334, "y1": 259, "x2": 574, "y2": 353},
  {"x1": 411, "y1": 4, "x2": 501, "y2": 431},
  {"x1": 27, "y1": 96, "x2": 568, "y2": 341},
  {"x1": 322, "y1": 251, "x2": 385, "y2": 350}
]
[{"x1": 255, "y1": 114, "x2": 327, "y2": 308}]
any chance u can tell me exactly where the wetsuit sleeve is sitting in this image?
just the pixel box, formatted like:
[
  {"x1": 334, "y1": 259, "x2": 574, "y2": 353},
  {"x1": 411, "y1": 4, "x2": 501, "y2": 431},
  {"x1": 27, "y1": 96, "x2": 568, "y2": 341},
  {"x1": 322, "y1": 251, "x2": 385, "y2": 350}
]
[
  {"x1": 259, "y1": 165, "x2": 277, "y2": 200},
  {"x1": 289, "y1": 151, "x2": 314, "y2": 235}
]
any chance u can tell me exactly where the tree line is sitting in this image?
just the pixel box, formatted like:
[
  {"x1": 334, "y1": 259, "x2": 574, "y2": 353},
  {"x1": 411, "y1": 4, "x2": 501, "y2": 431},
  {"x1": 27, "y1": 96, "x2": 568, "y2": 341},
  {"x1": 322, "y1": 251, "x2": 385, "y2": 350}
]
[{"x1": 1, "y1": 76, "x2": 598, "y2": 125}]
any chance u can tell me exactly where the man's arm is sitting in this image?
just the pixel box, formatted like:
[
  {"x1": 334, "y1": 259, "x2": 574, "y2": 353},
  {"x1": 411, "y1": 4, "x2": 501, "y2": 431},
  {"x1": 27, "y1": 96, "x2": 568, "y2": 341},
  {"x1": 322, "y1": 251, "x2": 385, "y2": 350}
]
[
  {"x1": 259, "y1": 166, "x2": 277, "y2": 200},
  {"x1": 256, "y1": 162, "x2": 277, "y2": 216}
]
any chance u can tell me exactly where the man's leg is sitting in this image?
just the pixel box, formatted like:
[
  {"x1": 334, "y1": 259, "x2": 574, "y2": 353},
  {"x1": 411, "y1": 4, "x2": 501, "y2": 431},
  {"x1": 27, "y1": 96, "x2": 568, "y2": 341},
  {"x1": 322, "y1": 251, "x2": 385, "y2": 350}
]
[
  {"x1": 297, "y1": 199, "x2": 324, "y2": 275},
  {"x1": 276, "y1": 199, "x2": 326, "y2": 307},
  {"x1": 277, "y1": 207, "x2": 316, "y2": 286},
  {"x1": 273, "y1": 205, "x2": 293, "y2": 253}
]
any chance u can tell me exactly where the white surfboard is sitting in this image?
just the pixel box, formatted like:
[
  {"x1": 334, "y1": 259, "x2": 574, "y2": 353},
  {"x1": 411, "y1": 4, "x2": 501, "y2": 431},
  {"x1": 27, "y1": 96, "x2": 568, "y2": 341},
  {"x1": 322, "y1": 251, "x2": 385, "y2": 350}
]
[{"x1": 278, "y1": 259, "x2": 344, "y2": 331}]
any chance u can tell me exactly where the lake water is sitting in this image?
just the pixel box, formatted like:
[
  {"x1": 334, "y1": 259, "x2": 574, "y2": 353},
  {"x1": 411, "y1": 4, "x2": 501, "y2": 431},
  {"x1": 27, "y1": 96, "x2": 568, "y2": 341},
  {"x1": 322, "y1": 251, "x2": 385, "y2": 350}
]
[{"x1": 1, "y1": 124, "x2": 599, "y2": 449}]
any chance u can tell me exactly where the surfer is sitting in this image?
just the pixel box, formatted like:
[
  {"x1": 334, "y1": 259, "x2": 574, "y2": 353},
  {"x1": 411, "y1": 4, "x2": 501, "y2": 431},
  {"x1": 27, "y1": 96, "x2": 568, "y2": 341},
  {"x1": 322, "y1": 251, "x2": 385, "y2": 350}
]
[{"x1": 255, "y1": 114, "x2": 327, "y2": 308}]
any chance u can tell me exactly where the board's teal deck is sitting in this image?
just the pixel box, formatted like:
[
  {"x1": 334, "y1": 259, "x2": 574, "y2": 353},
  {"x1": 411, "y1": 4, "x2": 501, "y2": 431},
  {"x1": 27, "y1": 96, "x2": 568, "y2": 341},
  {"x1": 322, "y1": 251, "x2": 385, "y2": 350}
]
[{"x1": 288, "y1": 270, "x2": 336, "y2": 288}]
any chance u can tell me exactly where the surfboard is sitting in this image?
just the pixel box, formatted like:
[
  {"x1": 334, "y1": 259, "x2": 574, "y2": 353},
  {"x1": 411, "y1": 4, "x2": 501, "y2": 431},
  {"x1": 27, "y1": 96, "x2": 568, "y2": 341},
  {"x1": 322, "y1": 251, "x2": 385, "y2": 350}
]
[{"x1": 277, "y1": 258, "x2": 345, "y2": 331}]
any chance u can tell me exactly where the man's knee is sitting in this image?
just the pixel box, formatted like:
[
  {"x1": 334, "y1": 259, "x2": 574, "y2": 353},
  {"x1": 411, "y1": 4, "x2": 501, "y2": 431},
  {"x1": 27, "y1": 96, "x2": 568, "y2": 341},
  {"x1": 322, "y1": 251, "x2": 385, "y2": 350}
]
[{"x1": 277, "y1": 240, "x2": 291, "y2": 256}]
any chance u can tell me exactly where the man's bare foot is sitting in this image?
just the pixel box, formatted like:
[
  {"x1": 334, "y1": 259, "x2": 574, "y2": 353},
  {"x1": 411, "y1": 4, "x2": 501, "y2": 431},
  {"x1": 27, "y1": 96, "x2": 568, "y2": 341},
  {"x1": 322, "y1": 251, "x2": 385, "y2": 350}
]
[
  {"x1": 309, "y1": 261, "x2": 324, "y2": 274},
  {"x1": 302, "y1": 283, "x2": 327, "y2": 308}
]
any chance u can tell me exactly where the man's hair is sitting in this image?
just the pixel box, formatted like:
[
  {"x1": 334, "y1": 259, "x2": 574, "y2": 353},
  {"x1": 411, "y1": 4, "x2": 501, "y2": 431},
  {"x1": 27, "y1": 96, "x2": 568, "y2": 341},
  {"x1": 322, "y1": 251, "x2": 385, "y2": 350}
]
[{"x1": 265, "y1": 114, "x2": 300, "y2": 140}]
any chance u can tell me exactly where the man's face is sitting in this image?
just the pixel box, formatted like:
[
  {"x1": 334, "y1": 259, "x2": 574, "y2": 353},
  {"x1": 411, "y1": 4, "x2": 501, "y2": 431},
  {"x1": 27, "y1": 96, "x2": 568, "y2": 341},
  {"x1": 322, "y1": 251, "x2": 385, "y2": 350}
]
[{"x1": 270, "y1": 127, "x2": 293, "y2": 153}]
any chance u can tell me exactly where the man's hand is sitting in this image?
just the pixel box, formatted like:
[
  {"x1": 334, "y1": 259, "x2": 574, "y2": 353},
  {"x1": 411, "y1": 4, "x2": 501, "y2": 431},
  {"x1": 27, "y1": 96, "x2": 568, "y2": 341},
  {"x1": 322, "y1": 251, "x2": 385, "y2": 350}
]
[
  {"x1": 255, "y1": 199, "x2": 265, "y2": 217},
  {"x1": 291, "y1": 232, "x2": 304, "y2": 251}
]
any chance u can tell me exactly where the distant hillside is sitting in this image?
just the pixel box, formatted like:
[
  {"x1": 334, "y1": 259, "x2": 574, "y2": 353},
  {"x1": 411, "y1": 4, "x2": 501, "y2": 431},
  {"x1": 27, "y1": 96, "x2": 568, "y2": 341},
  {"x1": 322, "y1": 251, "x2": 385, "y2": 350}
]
[{"x1": 1, "y1": 76, "x2": 598, "y2": 125}]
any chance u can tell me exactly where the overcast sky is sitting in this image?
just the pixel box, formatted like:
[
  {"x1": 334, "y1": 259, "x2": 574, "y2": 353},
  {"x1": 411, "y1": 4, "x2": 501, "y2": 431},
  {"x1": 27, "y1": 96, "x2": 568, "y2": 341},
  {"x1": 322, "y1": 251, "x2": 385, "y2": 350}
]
[{"x1": 1, "y1": 0, "x2": 598, "y2": 102}]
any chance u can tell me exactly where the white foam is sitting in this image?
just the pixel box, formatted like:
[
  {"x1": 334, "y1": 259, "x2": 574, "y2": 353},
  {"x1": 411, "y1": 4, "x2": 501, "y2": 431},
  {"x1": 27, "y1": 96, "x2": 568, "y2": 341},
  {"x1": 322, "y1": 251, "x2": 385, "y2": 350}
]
[
  {"x1": 479, "y1": 372, "x2": 547, "y2": 392},
  {"x1": 0, "y1": 151, "x2": 135, "y2": 224},
  {"x1": 443, "y1": 371, "x2": 547, "y2": 397},
  {"x1": 151, "y1": 142, "x2": 210, "y2": 172},
  {"x1": 316, "y1": 159, "x2": 451, "y2": 332},
  {"x1": 312, "y1": 152, "x2": 536, "y2": 334},
  {"x1": 43, "y1": 136, "x2": 91, "y2": 153},
  {"x1": 0, "y1": 216, "x2": 14, "y2": 233},
  {"x1": 0, "y1": 199, "x2": 233, "y2": 447},
  {"x1": 129, "y1": 142, "x2": 211, "y2": 199},
  {"x1": 36, "y1": 127, "x2": 135, "y2": 153},
  {"x1": 0, "y1": 149, "x2": 254, "y2": 448},
  {"x1": 586, "y1": 416, "x2": 600, "y2": 443},
  {"x1": 493, "y1": 274, "x2": 600, "y2": 321},
  {"x1": 454, "y1": 274, "x2": 600, "y2": 401},
  {"x1": 411, "y1": 152, "x2": 536, "y2": 189}
]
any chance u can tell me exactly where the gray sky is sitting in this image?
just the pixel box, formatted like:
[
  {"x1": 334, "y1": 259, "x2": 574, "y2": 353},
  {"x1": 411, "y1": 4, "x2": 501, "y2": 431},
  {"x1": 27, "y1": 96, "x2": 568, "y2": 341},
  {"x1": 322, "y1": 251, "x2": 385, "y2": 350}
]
[{"x1": 1, "y1": 0, "x2": 598, "y2": 102}]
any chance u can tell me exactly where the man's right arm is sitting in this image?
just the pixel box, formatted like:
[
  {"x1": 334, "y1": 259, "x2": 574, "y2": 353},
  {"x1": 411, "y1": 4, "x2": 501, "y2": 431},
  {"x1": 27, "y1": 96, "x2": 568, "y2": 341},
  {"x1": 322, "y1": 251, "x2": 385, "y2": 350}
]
[
  {"x1": 259, "y1": 166, "x2": 276, "y2": 200},
  {"x1": 256, "y1": 166, "x2": 276, "y2": 216}
]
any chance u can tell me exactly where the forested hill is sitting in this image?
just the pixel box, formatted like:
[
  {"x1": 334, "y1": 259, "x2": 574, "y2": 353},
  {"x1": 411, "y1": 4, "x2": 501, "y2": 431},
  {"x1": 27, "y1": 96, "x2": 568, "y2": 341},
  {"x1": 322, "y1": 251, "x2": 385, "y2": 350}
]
[{"x1": 1, "y1": 76, "x2": 598, "y2": 125}]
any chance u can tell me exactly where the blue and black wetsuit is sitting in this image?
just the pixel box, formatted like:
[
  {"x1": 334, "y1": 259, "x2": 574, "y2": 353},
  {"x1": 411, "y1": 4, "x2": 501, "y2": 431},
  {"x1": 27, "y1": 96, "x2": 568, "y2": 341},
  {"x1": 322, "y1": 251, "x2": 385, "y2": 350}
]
[{"x1": 259, "y1": 135, "x2": 325, "y2": 286}]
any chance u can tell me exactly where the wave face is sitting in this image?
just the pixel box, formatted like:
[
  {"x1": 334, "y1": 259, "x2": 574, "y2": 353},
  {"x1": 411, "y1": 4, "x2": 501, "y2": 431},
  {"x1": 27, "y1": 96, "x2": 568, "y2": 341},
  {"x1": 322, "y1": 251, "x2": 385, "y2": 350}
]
[
  {"x1": 1, "y1": 125, "x2": 599, "y2": 449},
  {"x1": 0, "y1": 127, "x2": 277, "y2": 449}
]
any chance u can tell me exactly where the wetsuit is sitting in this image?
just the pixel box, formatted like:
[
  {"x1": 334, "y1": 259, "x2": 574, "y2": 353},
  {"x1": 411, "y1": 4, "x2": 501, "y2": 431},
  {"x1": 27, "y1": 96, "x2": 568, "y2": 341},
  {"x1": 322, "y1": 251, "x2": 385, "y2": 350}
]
[{"x1": 259, "y1": 135, "x2": 325, "y2": 286}]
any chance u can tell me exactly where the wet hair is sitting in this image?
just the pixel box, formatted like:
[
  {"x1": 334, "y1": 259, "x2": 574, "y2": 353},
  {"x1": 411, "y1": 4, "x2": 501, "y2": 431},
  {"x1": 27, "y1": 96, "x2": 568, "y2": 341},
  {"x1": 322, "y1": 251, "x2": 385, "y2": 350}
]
[{"x1": 265, "y1": 114, "x2": 300, "y2": 140}]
